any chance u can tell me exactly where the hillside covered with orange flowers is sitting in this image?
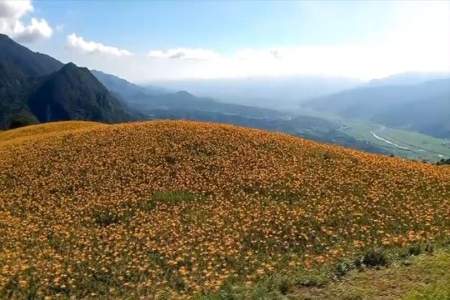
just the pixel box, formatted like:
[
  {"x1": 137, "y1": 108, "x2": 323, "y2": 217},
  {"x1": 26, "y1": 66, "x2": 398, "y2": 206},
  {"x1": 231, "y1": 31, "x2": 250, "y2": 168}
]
[{"x1": 0, "y1": 120, "x2": 449, "y2": 298}]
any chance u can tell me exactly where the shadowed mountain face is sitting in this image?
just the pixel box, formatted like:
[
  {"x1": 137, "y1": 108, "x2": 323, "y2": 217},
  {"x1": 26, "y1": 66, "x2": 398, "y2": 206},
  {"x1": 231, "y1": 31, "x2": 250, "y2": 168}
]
[
  {"x1": 28, "y1": 63, "x2": 131, "y2": 123},
  {"x1": 0, "y1": 35, "x2": 133, "y2": 128},
  {"x1": 0, "y1": 61, "x2": 37, "y2": 129},
  {"x1": 0, "y1": 34, "x2": 63, "y2": 77}
]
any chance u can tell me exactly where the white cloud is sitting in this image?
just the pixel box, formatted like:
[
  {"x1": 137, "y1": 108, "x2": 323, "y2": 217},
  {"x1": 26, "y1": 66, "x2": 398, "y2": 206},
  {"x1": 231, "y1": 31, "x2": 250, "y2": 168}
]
[
  {"x1": 64, "y1": 1, "x2": 449, "y2": 81},
  {"x1": 148, "y1": 48, "x2": 221, "y2": 61},
  {"x1": 0, "y1": 0, "x2": 53, "y2": 42},
  {"x1": 0, "y1": 0, "x2": 32, "y2": 19},
  {"x1": 12, "y1": 18, "x2": 53, "y2": 42},
  {"x1": 67, "y1": 33, "x2": 133, "y2": 57}
]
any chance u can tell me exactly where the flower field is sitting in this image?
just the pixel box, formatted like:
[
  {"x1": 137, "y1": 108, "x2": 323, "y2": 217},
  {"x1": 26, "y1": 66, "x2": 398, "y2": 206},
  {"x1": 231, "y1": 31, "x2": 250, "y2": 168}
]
[
  {"x1": 0, "y1": 121, "x2": 104, "y2": 146},
  {"x1": 0, "y1": 120, "x2": 449, "y2": 298}
]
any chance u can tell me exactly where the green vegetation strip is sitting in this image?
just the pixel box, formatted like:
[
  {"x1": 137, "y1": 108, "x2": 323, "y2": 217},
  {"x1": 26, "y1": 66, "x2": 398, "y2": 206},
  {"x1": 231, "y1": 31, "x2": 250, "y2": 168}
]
[{"x1": 198, "y1": 244, "x2": 450, "y2": 300}]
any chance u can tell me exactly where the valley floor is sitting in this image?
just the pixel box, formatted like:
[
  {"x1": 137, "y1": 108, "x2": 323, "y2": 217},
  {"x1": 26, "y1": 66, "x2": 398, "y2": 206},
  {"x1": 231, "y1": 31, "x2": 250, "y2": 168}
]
[{"x1": 339, "y1": 122, "x2": 450, "y2": 162}]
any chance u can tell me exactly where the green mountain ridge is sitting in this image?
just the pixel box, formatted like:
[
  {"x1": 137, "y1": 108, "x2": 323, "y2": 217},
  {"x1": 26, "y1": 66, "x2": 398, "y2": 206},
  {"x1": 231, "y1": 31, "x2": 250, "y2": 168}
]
[
  {"x1": 28, "y1": 63, "x2": 131, "y2": 123},
  {"x1": 0, "y1": 33, "x2": 62, "y2": 77},
  {"x1": 0, "y1": 35, "x2": 134, "y2": 128}
]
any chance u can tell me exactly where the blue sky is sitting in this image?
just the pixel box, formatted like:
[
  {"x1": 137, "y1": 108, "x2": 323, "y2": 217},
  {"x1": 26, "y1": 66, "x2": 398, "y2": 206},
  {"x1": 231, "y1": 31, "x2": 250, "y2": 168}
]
[
  {"x1": 34, "y1": 1, "x2": 392, "y2": 51},
  {"x1": 1, "y1": 0, "x2": 449, "y2": 82}
]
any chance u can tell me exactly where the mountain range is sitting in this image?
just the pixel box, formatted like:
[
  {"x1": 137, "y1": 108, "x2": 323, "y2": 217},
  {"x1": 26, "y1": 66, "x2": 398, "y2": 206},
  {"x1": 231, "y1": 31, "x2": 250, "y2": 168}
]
[
  {"x1": 148, "y1": 76, "x2": 361, "y2": 110},
  {"x1": 367, "y1": 72, "x2": 450, "y2": 87},
  {"x1": 305, "y1": 77, "x2": 450, "y2": 138},
  {"x1": 92, "y1": 69, "x2": 286, "y2": 120}
]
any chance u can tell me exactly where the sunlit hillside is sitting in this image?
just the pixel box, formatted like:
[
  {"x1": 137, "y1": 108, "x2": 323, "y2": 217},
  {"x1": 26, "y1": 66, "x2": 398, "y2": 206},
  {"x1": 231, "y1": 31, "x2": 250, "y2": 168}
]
[
  {"x1": 0, "y1": 120, "x2": 449, "y2": 298},
  {"x1": 0, "y1": 121, "x2": 104, "y2": 145}
]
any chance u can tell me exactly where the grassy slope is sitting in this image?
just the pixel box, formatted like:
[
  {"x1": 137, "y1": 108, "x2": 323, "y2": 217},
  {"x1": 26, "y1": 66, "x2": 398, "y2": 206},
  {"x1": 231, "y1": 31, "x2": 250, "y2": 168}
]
[
  {"x1": 199, "y1": 246, "x2": 450, "y2": 299},
  {"x1": 0, "y1": 120, "x2": 449, "y2": 298},
  {"x1": 294, "y1": 248, "x2": 450, "y2": 300}
]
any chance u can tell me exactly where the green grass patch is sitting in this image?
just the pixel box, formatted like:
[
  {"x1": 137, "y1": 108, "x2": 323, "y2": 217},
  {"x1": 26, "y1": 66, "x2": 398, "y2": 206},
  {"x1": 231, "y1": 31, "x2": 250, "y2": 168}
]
[{"x1": 141, "y1": 191, "x2": 201, "y2": 211}]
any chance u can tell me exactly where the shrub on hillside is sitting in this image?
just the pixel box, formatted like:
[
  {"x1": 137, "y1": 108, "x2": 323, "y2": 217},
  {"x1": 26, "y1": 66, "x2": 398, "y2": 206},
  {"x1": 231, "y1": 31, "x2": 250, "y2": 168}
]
[
  {"x1": 8, "y1": 113, "x2": 38, "y2": 129},
  {"x1": 361, "y1": 249, "x2": 389, "y2": 267},
  {"x1": 436, "y1": 158, "x2": 450, "y2": 165}
]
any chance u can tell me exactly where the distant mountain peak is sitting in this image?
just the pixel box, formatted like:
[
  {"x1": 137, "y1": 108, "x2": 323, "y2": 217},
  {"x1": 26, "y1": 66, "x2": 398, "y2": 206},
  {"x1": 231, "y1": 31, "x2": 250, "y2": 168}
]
[
  {"x1": 62, "y1": 62, "x2": 78, "y2": 69},
  {"x1": 175, "y1": 90, "x2": 193, "y2": 97},
  {"x1": 0, "y1": 33, "x2": 11, "y2": 40},
  {"x1": 58, "y1": 62, "x2": 92, "y2": 78}
]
